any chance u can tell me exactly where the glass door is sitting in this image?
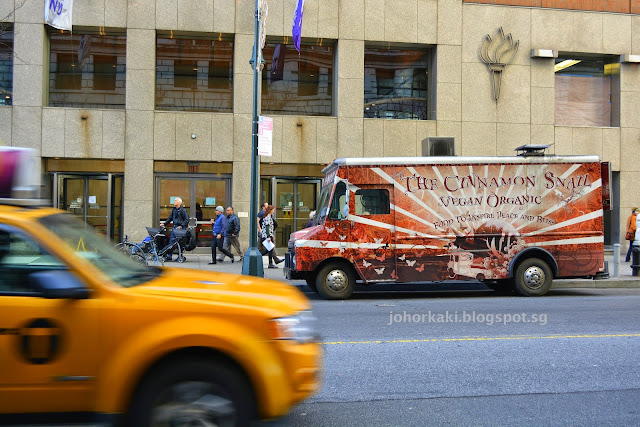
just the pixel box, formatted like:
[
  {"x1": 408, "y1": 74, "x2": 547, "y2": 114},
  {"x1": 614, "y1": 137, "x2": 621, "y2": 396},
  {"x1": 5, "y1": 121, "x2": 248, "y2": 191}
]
[
  {"x1": 155, "y1": 174, "x2": 231, "y2": 248},
  {"x1": 62, "y1": 177, "x2": 86, "y2": 221},
  {"x1": 54, "y1": 173, "x2": 123, "y2": 241},
  {"x1": 275, "y1": 180, "x2": 295, "y2": 248},
  {"x1": 274, "y1": 179, "x2": 320, "y2": 247},
  {"x1": 86, "y1": 177, "x2": 109, "y2": 237}
]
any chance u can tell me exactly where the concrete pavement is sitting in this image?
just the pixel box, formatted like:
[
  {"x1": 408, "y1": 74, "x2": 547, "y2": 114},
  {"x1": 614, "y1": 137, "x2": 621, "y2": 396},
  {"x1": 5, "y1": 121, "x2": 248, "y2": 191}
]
[{"x1": 167, "y1": 251, "x2": 640, "y2": 289}]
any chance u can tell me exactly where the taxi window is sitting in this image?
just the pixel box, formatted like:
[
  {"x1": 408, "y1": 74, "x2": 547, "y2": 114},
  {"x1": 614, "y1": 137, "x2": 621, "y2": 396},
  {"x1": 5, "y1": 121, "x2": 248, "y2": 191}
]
[{"x1": 0, "y1": 226, "x2": 66, "y2": 295}]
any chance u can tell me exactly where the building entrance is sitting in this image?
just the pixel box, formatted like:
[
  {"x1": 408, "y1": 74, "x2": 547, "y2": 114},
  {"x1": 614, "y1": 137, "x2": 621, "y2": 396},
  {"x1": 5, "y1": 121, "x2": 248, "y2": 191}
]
[
  {"x1": 268, "y1": 178, "x2": 320, "y2": 248},
  {"x1": 52, "y1": 173, "x2": 124, "y2": 242}
]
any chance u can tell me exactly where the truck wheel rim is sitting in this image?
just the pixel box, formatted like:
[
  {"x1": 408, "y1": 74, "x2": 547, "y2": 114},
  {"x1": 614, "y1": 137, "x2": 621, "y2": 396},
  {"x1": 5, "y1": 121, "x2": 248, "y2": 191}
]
[
  {"x1": 151, "y1": 381, "x2": 235, "y2": 427},
  {"x1": 326, "y1": 269, "x2": 348, "y2": 292},
  {"x1": 523, "y1": 266, "x2": 545, "y2": 289}
]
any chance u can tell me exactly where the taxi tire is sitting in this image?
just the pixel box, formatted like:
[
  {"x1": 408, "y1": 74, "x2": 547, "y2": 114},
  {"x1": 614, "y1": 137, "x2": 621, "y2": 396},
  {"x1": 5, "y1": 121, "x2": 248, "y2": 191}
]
[
  {"x1": 126, "y1": 359, "x2": 257, "y2": 427},
  {"x1": 316, "y1": 263, "x2": 355, "y2": 300}
]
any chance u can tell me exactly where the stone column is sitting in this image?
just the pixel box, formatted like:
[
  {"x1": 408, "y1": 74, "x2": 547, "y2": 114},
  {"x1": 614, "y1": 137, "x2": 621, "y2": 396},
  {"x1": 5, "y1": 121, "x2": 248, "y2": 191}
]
[{"x1": 123, "y1": 22, "x2": 156, "y2": 242}]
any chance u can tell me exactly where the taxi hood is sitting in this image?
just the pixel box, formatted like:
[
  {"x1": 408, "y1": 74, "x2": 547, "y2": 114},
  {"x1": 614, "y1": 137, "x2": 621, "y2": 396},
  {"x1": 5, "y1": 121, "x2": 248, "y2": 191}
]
[{"x1": 127, "y1": 268, "x2": 310, "y2": 315}]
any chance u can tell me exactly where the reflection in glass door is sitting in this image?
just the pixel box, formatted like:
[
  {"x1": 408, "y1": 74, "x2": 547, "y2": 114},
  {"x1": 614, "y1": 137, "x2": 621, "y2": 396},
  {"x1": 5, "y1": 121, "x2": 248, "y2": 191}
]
[
  {"x1": 155, "y1": 174, "x2": 231, "y2": 248},
  {"x1": 274, "y1": 179, "x2": 319, "y2": 247},
  {"x1": 54, "y1": 173, "x2": 123, "y2": 241}
]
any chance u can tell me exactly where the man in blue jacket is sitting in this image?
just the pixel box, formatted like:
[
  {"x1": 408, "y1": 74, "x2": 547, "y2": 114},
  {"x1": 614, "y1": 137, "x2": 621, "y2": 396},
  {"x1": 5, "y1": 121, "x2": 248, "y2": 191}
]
[
  {"x1": 209, "y1": 205, "x2": 227, "y2": 264},
  {"x1": 220, "y1": 206, "x2": 243, "y2": 263}
]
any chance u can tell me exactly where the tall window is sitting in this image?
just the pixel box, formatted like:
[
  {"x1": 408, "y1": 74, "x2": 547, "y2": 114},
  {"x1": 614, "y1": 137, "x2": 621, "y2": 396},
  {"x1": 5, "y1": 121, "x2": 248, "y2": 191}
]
[
  {"x1": 261, "y1": 38, "x2": 334, "y2": 116},
  {"x1": 364, "y1": 46, "x2": 433, "y2": 120},
  {"x1": 156, "y1": 34, "x2": 233, "y2": 112},
  {"x1": 49, "y1": 30, "x2": 126, "y2": 108},
  {"x1": 554, "y1": 54, "x2": 620, "y2": 127},
  {"x1": 0, "y1": 24, "x2": 13, "y2": 106}
]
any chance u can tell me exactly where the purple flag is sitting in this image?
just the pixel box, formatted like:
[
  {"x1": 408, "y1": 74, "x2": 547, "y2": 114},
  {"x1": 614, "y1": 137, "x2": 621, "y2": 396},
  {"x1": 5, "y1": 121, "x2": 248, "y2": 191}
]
[
  {"x1": 292, "y1": 0, "x2": 305, "y2": 53},
  {"x1": 270, "y1": 44, "x2": 285, "y2": 82}
]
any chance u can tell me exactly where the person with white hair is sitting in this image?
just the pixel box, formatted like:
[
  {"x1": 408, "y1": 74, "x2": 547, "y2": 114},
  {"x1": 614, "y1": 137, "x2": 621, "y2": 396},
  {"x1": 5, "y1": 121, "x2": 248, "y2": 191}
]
[
  {"x1": 162, "y1": 196, "x2": 189, "y2": 261},
  {"x1": 304, "y1": 210, "x2": 316, "y2": 228}
]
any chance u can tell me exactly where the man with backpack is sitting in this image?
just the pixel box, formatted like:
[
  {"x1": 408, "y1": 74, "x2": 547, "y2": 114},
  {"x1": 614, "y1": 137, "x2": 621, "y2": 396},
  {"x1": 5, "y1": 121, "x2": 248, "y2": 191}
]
[
  {"x1": 162, "y1": 196, "x2": 189, "y2": 261},
  {"x1": 220, "y1": 206, "x2": 243, "y2": 263}
]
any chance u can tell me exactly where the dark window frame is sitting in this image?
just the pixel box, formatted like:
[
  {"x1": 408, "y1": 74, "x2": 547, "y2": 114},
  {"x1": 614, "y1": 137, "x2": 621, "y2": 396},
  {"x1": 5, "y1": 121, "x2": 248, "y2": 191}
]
[
  {"x1": 261, "y1": 37, "x2": 335, "y2": 117},
  {"x1": 554, "y1": 53, "x2": 620, "y2": 128},
  {"x1": 364, "y1": 44, "x2": 435, "y2": 121},
  {"x1": 155, "y1": 33, "x2": 234, "y2": 112},
  {"x1": 0, "y1": 23, "x2": 13, "y2": 106},
  {"x1": 48, "y1": 29, "x2": 127, "y2": 109}
]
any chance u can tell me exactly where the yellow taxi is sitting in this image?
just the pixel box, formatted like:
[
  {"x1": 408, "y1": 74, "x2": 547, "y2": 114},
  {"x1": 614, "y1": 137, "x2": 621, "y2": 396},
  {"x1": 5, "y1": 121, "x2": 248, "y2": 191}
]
[{"x1": 0, "y1": 202, "x2": 322, "y2": 426}]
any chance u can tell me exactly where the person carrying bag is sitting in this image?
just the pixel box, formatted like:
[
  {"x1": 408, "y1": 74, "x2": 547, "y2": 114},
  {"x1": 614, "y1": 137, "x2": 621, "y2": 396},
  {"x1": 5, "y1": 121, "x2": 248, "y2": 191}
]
[
  {"x1": 626, "y1": 207, "x2": 638, "y2": 262},
  {"x1": 260, "y1": 205, "x2": 284, "y2": 268}
]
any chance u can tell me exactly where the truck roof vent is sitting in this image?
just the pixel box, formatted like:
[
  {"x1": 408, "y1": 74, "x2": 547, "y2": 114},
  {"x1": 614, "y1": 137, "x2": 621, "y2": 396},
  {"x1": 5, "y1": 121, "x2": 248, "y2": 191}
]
[{"x1": 515, "y1": 144, "x2": 552, "y2": 157}]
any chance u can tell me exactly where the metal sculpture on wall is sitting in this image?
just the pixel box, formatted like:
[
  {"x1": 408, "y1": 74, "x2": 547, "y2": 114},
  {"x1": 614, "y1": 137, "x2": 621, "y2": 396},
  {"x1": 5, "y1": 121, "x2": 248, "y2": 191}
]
[{"x1": 481, "y1": 27, "x2": 519, "y2": 102}]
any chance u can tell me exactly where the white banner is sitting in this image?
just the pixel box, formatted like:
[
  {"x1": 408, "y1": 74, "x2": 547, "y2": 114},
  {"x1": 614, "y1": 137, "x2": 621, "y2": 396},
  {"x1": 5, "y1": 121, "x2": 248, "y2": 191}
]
[
  {"x1": 44, "y1": 0, "x2": 73, "y2": 31},
  {"x1": 258, "y1": 116, "x2": 273, "y2": 157}
]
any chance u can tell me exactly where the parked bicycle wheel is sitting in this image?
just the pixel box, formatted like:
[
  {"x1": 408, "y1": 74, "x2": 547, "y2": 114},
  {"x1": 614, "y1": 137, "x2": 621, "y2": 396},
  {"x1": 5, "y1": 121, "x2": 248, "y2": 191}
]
[{"x1": 115, "y1": 242, "x2": 147, "y2": 265}]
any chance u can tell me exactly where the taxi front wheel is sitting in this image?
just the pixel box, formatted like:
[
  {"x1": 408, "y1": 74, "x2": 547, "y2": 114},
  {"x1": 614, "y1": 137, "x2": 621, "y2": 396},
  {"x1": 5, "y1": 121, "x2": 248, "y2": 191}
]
[{"x1": 126, "y1": 359, "x2": 257, "y2": 427}]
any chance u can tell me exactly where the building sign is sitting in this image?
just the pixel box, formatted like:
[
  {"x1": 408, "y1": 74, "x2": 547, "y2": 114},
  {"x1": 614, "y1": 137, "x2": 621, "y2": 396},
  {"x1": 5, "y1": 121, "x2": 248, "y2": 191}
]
[{"x1": 258, "y1": 116, "x2": 273, "y2": 157}]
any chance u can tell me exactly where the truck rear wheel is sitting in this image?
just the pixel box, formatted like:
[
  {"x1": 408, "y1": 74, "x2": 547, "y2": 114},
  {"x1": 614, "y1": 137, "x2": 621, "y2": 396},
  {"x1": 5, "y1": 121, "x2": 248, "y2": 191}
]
[
  {"x1": 514, "y1": 258, "x2": 553, "y2": 296},
  {"x1": 316, "y1": 263, "x2": 355, "y2": 300},
  {"x1": 126, "y1": 359, "x2": 256, "y2": 427}
]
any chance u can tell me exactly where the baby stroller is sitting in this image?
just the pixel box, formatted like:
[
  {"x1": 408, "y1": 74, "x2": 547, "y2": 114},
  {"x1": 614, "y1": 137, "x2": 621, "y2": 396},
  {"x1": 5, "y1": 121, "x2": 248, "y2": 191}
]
[{"x1": 145, "y1": 225, "x2": 197, "y2": 264}]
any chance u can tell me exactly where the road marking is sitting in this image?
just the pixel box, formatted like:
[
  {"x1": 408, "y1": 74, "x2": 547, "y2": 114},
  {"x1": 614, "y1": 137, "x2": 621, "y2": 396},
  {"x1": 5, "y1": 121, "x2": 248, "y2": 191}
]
[{"x1": 321, "y1": 333, "x2": 640, "y2": 346}]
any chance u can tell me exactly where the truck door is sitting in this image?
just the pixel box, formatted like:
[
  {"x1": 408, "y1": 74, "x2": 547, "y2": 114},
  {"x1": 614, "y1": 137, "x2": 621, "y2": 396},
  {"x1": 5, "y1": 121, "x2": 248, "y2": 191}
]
[{"x1": 350, "y1": 184, "x2": 397, "y2": 282}]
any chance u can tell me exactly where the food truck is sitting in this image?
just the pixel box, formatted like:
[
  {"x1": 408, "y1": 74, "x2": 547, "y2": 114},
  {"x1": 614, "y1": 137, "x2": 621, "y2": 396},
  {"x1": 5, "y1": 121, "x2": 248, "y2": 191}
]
[{"x1": 284, "y1": 146, "x2": 611, "y2": 299}]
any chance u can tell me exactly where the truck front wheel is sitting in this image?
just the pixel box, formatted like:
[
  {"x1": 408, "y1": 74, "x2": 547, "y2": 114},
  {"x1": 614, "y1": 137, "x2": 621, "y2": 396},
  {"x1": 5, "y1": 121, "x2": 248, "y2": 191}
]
[
  {"x1": 126, "y1": 359, "x2": 256, "y2": 427},
  {"x1": 514, "y1": 258, "x2": 553, "y2": 296},
  {"x1": 316, "y1": 263, "x2": 355, "y2": 300}
]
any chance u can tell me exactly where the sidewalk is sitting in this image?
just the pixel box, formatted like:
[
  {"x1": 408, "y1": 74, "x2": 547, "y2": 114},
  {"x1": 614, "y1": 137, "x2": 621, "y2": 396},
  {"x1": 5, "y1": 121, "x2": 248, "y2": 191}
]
[{"x1": 167, "y1": 252, "x2": 640, "y2": 289}]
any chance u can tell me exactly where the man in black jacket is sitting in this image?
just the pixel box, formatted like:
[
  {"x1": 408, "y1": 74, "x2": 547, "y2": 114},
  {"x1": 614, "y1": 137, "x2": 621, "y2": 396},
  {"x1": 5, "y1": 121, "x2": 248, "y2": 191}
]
[
  {"x1": 220, "y1": 206, "x2": 243, "y2": 262},
  {"x1": 162, "y1": 196, "x2": 189, "y2": 261}
]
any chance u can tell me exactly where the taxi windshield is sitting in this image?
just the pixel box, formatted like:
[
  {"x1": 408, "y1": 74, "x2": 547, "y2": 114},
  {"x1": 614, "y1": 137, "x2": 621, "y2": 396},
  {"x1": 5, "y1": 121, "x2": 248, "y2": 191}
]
[{"x1": 38, "y1": 213, "x2": 160, "y2": 287}]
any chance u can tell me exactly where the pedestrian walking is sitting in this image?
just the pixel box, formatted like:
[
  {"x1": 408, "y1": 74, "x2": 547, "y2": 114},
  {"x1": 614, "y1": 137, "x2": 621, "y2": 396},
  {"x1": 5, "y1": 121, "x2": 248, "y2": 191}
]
[
  {"x1": 162, "y1": 197, "x2": 190, "y2": 261},
  {"x1": 625, "y1": 207, "x2": 638, "y2": 262},
  {"x1": 221, "y1": 206, "x2": 243, "y2": 262},
  {"x1": 261, "y1": 205, "x2": 284, "y2": 268},
  {"x1": 209, "y1": 206, "x2": 226, "y2": 264}
]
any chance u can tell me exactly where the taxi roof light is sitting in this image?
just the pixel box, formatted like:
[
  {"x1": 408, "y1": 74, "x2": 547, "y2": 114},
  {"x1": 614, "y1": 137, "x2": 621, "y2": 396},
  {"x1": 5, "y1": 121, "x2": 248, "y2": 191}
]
[{"x1": 0, "y1": 147, "x2": 47, "y2": 206}]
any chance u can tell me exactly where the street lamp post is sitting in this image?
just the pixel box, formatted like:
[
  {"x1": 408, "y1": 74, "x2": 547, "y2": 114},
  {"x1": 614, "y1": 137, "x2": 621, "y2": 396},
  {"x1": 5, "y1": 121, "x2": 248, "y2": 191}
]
[{"x1": 242, "y1": 0, "x2": 265, "y2": 277}]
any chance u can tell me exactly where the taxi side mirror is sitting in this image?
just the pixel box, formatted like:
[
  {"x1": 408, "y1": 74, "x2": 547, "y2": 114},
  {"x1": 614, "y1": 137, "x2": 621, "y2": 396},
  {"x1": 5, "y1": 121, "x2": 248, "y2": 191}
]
[{"x1": 29, "y1": 270, "x2": 90, "y2": 300}]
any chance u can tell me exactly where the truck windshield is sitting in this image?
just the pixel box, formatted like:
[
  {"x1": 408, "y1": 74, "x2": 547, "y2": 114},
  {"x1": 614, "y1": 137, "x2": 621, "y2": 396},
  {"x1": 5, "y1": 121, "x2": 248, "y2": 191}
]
[
  {"x1": 316, "y1": 184, "x2": 333, "y2": 224},
  {"x1": 38, "y1": 213, "x2": 160, "y2": 287}
]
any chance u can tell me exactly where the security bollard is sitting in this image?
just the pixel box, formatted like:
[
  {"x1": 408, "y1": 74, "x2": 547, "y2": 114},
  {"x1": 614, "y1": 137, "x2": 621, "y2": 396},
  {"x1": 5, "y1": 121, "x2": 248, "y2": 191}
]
[{"x1": 632, "y1": 246, "x2": 640, "y2": 277}]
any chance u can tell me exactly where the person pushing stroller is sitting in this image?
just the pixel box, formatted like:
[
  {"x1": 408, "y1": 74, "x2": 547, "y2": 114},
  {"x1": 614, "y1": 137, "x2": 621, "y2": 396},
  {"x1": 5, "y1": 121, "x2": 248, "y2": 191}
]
[{"x1": 162, "y1": 196, "x2": 189, "y2": 261}]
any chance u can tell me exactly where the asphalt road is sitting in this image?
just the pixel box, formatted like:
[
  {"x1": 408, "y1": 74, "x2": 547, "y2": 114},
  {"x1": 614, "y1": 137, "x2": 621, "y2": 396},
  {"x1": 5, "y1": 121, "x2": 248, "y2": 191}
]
[{"x1": 288, "y1": 286, "x2": 640, "y2": 426}]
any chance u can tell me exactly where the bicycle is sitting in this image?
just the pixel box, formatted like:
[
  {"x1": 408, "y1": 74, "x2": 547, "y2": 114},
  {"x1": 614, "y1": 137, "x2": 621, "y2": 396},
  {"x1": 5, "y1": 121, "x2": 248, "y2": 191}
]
[
  {"x1": 114, "y1": 236, "x2": 147, "y2": 265},
  {"x1": 147, "y1": 226, "x2": 188, "y2": 264},
  {"x1": 143, "y1": 227, "x2": 166, "y2": 266}
]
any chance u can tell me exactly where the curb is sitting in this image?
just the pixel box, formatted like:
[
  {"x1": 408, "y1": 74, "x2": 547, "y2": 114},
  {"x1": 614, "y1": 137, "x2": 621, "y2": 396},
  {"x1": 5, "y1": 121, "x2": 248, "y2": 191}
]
[{"x1": 552, "y1": 278, "x2": 640, "y2": 289}]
